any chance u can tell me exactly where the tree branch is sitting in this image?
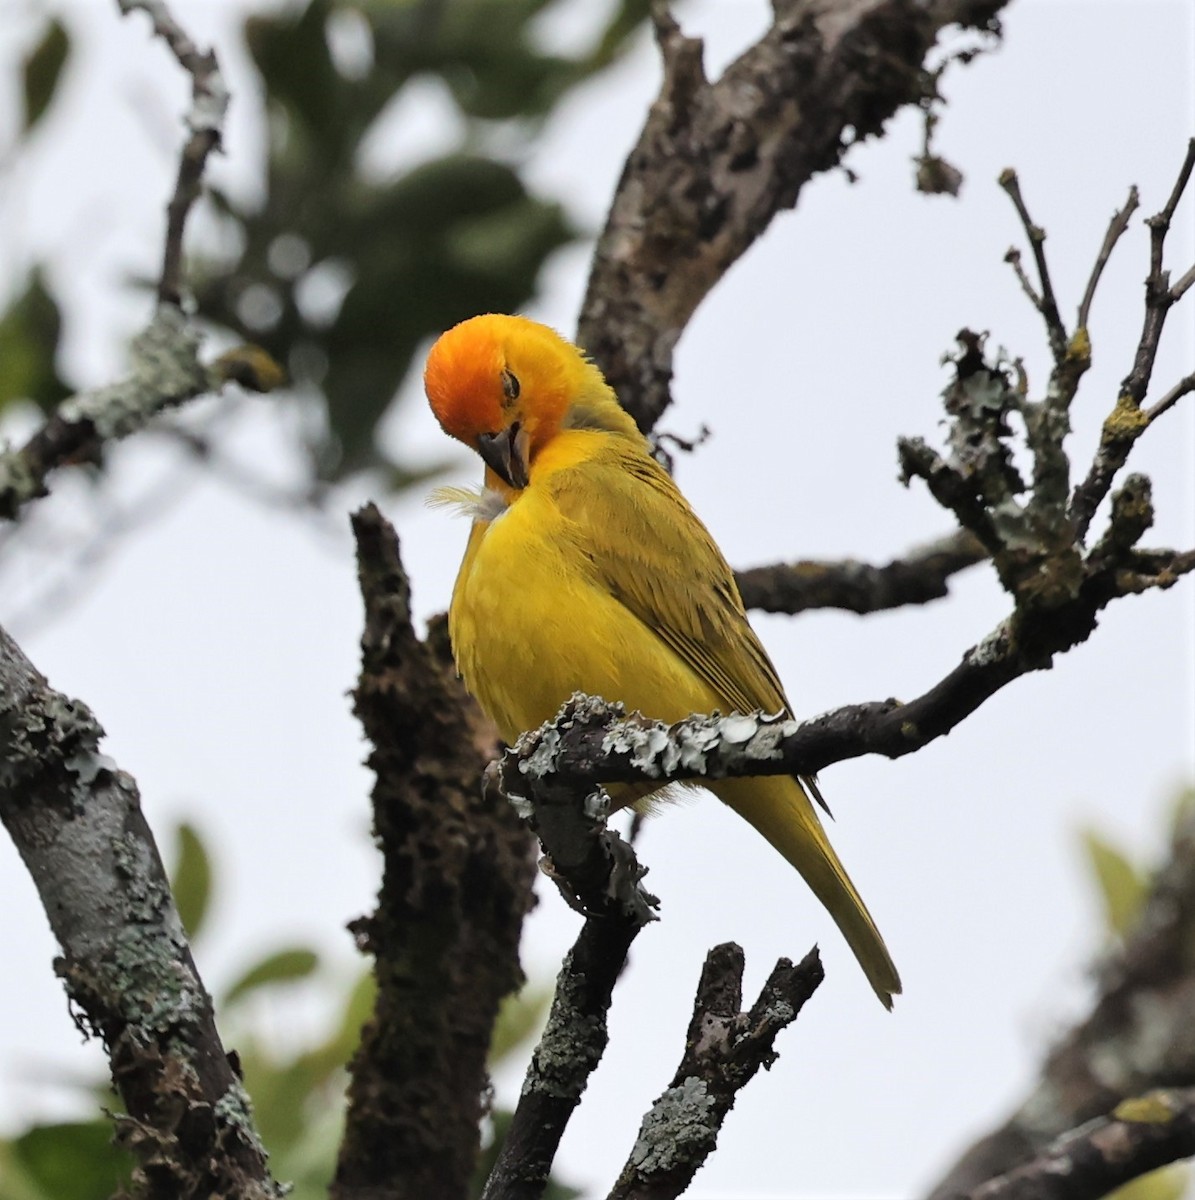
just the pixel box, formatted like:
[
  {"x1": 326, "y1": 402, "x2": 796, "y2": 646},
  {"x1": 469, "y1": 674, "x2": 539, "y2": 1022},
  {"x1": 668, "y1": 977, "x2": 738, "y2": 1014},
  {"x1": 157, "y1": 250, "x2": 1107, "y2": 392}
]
[
  {"x1": 1076, "y1": 186, "x2": 1139, "y2": 333},
  {"x1": 1070, "y1": 137, "x2": 1195, "y2": 541},
  {"x1": 999, "y1": 169, "x2": 1067, "y2": 362},
  {"x1": 960, "y1": 1090, "x2": 1195, "y2": 1200},
  {"x1": 926, "y1": 803, "x2": 1195, "y2": 1197},
  {"x1": 608, "y1": 943, "x2": 823, "y2": 1200},
  {"x1": 333, "y1": 505, "x2": 537, "y2": 1200},
  {"x1": 0, "y1": 307, "x2": 212, "y2": 521},
  {"x1": 116, "y1": 0, "x2": 228, "y2": 306},
  {"x1": 495, "y1": 503, "x2": 1190, "y2": 796},
  {"x1": 577, "y1": 0, "x2": 1007, "y2": 432},
  {"x1": 735, "y1": 529, "x2": 987, "y2": 616},
  {"x1": 481, "y1": 746, "x2": 659, "y2": 1200},
  {"x1": 0, "y1": 1, "x2": 281, "y2": 525},
  {"x1": 0, "y1": 624, "x2": 280, "y2": 1199}
]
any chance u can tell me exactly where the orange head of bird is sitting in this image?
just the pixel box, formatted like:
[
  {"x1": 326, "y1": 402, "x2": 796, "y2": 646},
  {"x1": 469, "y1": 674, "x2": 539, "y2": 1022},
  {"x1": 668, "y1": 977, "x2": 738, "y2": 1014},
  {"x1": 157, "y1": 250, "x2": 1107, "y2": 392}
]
[{"x1": 424, "y1": 314, "x2": 586, "y2": 489}]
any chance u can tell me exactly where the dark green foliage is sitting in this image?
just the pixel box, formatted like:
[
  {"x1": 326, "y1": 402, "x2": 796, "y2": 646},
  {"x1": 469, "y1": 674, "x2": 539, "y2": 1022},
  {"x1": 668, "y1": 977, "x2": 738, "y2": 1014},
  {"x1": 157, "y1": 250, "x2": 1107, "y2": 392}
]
[
  {"x1": 191, "y1": 0, "x2": 650, "y2": 483},
  {"x1": 168, "y1": 820, "x2": 214, "y2": 939},
  {"x1": 21, "y1": 18, "x2": 70, "y2": 135},
  {"x1": 224, "y1": 946, "x2": 321, "y2": 1005},
  {"x1": 0, "y1": 1121, "x2": 132, "y2": 1200},
  {"x1": 2, "y1": 0, "x2": 650, "y2": 491},
  {"x1": 0, "y1": 270, "x2": 70, "y2": 417}
]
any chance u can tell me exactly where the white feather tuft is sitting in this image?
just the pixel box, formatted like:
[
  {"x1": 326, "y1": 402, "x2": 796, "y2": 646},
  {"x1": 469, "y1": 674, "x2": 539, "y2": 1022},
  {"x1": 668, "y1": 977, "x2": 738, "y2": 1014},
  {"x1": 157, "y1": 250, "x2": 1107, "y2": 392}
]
[{"x1": 426, "y1": 485, "x2": 509, "y2": 522}]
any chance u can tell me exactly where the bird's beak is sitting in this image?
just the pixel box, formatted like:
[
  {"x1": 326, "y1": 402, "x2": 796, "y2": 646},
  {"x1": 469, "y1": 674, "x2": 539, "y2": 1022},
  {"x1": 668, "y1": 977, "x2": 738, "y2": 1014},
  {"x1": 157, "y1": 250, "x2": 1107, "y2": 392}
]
[{"x1": 477, "y1": 421, "x2": 530, "y2": 489}]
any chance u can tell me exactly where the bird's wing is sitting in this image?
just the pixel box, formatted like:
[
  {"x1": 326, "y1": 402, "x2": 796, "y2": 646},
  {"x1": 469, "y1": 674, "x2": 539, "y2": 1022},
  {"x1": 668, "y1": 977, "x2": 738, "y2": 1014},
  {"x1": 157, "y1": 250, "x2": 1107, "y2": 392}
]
[{"x1": 545, "y1": 444, "x2": 790, "y2": 720}]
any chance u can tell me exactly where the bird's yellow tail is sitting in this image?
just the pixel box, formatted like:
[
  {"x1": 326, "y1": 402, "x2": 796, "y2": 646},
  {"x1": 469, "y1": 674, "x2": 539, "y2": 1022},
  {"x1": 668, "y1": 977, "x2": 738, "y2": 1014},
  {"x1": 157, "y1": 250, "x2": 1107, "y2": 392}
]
[{"x1": 712, "y1": 775, "x2": 901, "y2": 1009}]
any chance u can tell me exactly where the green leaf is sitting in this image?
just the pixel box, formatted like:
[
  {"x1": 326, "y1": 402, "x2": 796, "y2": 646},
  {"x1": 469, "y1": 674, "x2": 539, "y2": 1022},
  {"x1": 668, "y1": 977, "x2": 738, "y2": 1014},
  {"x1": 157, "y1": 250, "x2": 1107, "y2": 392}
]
[
  {"x1": 1080, "y1": 827, "x2": 1148, "y2": 937},
  {"x1": 2, "y1": 1121, "x2": 131, "y2": 1200},
  {"x1": 0, "y1": 270, "x2": 70, "y2": 416},
  {"x1": 22, "y1": 19, "x2": 70, "y2": 135},
  {"x1": 169, "y1": 822, "x2": 213, "y2": 940},
  {"x1": 224, "y1": 946, "x2": 321, "y2": 1006}
]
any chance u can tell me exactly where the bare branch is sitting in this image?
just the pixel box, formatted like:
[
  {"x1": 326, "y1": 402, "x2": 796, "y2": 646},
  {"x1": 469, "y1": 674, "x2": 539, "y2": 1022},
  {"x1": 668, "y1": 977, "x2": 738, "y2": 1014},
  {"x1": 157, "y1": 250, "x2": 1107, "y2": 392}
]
[
  {"x1": 0, "y1": 310, "x2": 283, "y2": 522},
  {"x1": 0, "y1": 308, "x2": 205, "y2": 520},
  {"x1": 0, "y1": 624, "x2": 280, "y2": 1197},
  {"x1": 1143, "y1": 371, "x2": 1195, "y2": 423},
  {"x1": 1124, "y1": 136, "x2": 1195, "y2": 408},
  {"x1": 608, "y1": 944, "x2": 823, "y2": 1200},
  {"x1": 1069, "y1": 142, "x2": 1195, "y2": 540},
  {"x1": 1170, "y1": 261, "x2": 1195, "y2": 303},
  {"x1": 961, "y1": 1090, "x2": 1195, "y2": 1200},
  {"x1": 735, "y1": 529, "x2": 987, "y2": 616},
  {"x1": 1076, "y1": 186, "x2": 1139, "y2": 333},
  {"x1": 334, "y1": 506, "x2": 536, "y2": 1200},
  {"x1": 578, "y1": 0, "x2": 1008, "y2": 432},
  {"x1": 0, "y1": 0, "x2": 280, "y2": 525},
  {"x1": 117, "y1": 0, "x2": 229, "y2": 306},
  {"x1": 1003, "y1": 247, "x2": 1043, "y2": 312},
  {"x1": 480, "y1": 748, "x2": 658, "y2": 1200},
  {"x1": 1148, "y1": 136, "x2": 1195, "y2": 283},
  {"x1": 999, "y1": 169, "x2": 1067, "y2": 362}
]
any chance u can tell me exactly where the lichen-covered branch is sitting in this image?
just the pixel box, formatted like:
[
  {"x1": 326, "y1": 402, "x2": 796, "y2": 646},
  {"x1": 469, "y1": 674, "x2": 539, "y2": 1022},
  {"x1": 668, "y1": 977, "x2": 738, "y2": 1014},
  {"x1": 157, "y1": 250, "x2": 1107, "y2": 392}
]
[
  {"x1": 0, "y1": 0, "x2": 281, "y2": 524},
  {"x1": 0, "y1": 624, "x2": 280, "y2": 1199},
  {"x1": 735, "y1": 529, "x2": 987, "y2": 616},
  {"x1": 333, "y1": 505, "x2": 536, "y2": 1200},
  {"x1": 577, "y1": 0, "x2": 1007, "y2": 431},
  {"x1": 955, "y1": 1089, "x2": 1195, "y2": 1200},
  {"x1": 0, "y1": 4, "x2": 283, "y2": 524},
  {"x1": 608, "y1": 943, "x2": 824, "y2": 1200},
  {"x1": 0, "y1": 306, "x2": 227, "y2": 521},
  {"x1": 926, "y1": 804, "x2": 1195, "y2": 1197},
  {"x1": 480, "y1": 756, "x2": 658, "y2": 1200}
]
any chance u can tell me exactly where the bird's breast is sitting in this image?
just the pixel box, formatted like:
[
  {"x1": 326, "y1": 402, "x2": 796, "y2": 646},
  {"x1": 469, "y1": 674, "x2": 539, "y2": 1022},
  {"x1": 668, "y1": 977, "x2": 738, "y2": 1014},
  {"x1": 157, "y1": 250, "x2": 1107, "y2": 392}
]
[{"x1": 448, "y1": 482, "x2": 716, "y2": 745}]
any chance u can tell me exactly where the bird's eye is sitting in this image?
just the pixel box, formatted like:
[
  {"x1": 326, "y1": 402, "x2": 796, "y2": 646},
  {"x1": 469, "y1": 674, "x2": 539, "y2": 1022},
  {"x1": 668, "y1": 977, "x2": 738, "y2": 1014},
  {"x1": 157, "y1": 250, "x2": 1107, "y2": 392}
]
[{"x1": 501, "y1": 369, "x2": 520, "y2": 404}]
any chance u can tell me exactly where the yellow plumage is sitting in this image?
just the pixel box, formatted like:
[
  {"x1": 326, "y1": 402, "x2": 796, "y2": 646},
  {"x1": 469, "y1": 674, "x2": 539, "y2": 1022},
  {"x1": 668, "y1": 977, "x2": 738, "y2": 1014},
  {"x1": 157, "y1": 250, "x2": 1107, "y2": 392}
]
[{"x1": 425, "y1": 314, "x2": 901, "y2": 1008}]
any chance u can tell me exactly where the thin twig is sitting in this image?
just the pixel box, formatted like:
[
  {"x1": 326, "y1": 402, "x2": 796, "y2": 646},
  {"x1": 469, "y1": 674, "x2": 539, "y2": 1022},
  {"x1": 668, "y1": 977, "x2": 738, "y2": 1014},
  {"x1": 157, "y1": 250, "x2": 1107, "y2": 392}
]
[
  {"x1": 1148, "y1": 136, "x2": 1195, "y2": 283},
  {"x1": 1076, "y1": 186, "x2": 1139, "y2": 332},
  {"x1": 1070, "y1": 142, "x2": 1195, "y2": 539},
  {"x1": 503, "y1": 505, "x2": 1192, "y2": 793},
  {"x1": 1003, "y1": 247, "x2": 1043, "y2": 310},
  {"x1": 1144, "y1": 372, "x2": 1195, "y2": 424},
  {"x1": 1170, "y1": 261, "x2": 1195, "y2": 302},
  {"x1": 117, "y1": 0, "x2": 229, "y2": 305},
  {"x1": 999, "y1": 169, "x2": 1067, "y2": 361},
  {"x1": 1124, "y1": 138, "x2": 1195, "y2": 406}
]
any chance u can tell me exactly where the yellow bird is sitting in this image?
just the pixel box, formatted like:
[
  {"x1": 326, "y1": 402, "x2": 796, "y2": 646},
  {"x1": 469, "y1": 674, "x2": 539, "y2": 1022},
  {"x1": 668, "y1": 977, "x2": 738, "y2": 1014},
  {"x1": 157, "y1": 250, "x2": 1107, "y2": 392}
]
[{"x1": 424, "y1": 313, "x2": 900, "y2": 1008}]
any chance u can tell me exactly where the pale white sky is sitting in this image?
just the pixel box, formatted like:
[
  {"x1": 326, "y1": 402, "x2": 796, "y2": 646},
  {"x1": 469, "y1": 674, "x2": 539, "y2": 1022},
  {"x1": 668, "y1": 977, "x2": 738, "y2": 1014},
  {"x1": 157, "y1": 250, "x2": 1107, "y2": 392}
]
[{"x1": 0, "y1": 2, "x2": 1193, "y2": 1198}]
